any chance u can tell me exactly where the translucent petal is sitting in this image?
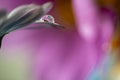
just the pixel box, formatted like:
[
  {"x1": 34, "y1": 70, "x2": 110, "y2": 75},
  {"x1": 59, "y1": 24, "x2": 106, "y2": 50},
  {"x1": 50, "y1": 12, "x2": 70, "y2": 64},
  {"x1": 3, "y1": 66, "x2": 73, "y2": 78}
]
[{"x1": 41, "y1": 2, "x2": 53, "y2": 14}]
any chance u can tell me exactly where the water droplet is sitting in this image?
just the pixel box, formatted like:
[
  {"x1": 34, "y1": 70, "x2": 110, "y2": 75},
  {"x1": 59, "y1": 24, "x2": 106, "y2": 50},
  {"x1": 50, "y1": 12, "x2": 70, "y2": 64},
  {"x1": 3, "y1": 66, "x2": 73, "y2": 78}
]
[{"x1": 40, "y1": 15, "x2": 55, "y2": 23}]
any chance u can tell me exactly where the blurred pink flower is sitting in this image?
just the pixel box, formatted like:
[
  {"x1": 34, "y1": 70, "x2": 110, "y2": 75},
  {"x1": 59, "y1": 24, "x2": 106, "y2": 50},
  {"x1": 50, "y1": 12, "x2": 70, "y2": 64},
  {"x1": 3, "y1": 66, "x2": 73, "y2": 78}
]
[{"x1": 0, "y1": 0, "x2": 115, "y2": 80}]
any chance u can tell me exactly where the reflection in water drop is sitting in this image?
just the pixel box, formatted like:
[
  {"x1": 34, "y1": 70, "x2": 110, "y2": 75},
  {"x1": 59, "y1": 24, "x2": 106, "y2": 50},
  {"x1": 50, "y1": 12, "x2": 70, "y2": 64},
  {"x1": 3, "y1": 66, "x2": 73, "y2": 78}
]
[{"x1": 37, "y1": 15, "x2": 55, "y2": 23}]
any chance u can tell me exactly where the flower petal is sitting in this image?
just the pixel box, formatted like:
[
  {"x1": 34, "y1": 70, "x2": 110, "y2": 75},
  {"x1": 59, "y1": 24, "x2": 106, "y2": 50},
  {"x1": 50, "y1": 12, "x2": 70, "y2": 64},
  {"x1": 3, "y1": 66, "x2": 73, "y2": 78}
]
[
  {"x1": 0, "y1": 2, "x2": 53, "y2": 35},
  {"x1": 23, "y1": 22, "x2": 64, "y2": 30},
  {"x1": 41, "y1": 2, "x2": 53, "y2": 14},
  {"x1": 0, "y1": 9, "x2": 7, "y2": 27}
]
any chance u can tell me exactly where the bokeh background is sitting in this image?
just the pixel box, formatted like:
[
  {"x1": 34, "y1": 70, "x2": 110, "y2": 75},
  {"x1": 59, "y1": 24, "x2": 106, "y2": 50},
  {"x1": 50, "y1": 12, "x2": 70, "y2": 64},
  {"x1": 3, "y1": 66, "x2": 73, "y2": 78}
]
[{"x1": 0, "y1": 0, "x2": 120, "y2": 80}]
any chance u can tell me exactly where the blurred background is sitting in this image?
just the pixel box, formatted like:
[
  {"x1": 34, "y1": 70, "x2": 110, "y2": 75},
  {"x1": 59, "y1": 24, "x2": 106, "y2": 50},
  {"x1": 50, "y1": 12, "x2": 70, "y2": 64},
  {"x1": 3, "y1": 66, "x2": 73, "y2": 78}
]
[{"x1": 0, "y1": 0, "x2": 120, "y2": 80}]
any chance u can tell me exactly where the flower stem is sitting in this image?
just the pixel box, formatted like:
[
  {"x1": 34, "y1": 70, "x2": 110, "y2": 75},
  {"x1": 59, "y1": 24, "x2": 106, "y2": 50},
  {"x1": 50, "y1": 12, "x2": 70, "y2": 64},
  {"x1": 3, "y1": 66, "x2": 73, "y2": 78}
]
[{"x1": 0, "y1": 35, "x2": 5, "y2": 48}]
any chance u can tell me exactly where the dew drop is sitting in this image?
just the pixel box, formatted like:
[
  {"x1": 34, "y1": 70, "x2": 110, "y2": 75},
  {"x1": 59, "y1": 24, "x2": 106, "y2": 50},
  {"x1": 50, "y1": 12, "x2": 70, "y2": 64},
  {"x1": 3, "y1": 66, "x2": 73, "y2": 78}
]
[{"x1": 40, "y1": 15, "x2": 55, "y2": 23}]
